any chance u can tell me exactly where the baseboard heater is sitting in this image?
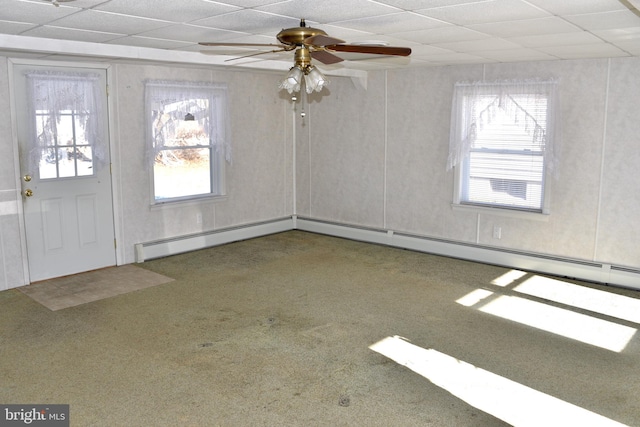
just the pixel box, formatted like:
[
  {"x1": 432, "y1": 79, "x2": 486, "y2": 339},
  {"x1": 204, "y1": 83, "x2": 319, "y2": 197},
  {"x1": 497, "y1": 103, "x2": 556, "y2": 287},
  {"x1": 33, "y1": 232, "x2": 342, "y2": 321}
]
[
  {"x1": 133, "y1": 215, "x2": 640, "y2": 290},
  {"x1": 134, "y1": 217, "x2": 294, "y2": 263},
  {"x1": 294, "y1": 217, "x2": 640, "y2": 291}
]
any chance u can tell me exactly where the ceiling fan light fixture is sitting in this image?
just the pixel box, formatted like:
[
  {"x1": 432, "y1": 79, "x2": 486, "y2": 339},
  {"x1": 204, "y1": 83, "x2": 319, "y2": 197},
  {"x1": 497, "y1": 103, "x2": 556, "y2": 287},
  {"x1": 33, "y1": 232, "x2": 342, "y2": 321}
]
[
  {"x1": 201, "y1": 18, "x2": 410, "y2": 97},
  {"x1": 304, "y1": 66, "x2": 329, "y2": 94},
  {"x1": 279, "y1": 66, "x2": 304, "y2": 94}
]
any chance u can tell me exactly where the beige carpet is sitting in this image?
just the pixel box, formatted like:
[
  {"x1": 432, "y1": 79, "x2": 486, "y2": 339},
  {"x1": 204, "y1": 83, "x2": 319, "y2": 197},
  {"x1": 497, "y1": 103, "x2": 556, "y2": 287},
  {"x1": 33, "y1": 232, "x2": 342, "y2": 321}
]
[
  {"x1": 2, "y1": 231, "x2": 639, "y2": 426},
  {"x1": 18, "y1": 264, "x2": 174, "y2": 311}
]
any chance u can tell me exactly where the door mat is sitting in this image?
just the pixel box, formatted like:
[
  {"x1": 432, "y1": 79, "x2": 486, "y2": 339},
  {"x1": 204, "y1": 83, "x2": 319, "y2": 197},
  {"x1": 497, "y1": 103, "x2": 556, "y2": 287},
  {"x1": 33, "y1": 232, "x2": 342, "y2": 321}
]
[{"x1": 18, "y1": 264, "x2": 174, "y2": 311}]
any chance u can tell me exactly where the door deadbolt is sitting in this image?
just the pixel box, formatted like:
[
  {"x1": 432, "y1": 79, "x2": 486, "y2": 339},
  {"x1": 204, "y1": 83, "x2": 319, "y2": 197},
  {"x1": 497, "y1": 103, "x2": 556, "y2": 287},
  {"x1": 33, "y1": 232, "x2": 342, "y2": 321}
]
[
  {"x1": 23, "y1": 175, "x2": 32, "y2": 182},
  {"x1": 23, "y1": 189, "x2": 33, "y2": 197}
]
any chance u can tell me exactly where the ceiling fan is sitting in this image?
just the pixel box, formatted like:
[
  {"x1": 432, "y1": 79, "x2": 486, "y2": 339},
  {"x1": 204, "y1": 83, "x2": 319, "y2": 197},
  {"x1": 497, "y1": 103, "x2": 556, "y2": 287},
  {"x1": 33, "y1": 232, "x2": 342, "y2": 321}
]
[{"x1": 199, "y1": 19, "x2": 412, "y2": 94}]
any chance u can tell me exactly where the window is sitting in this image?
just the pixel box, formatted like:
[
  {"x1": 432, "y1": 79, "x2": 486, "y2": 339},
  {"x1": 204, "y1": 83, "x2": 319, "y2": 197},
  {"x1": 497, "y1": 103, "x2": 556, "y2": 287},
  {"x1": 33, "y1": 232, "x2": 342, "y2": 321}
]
[
  {"x1": 448, "y1": 80, "x2": 559, "y2": 213},
  {"x1": 145, "y1": 81, "x2": 231, "y2": 203}
]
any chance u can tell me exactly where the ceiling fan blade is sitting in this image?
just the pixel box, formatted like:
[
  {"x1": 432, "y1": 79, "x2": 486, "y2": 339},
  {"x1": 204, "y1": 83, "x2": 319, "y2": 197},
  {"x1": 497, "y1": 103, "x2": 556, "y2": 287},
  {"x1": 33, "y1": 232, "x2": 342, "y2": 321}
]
[
  {"x1": 199, "y1": 42, "x2": 285, "y2": 48},
  {"x1": 310, "y1": 50, "x2": 344, "y2": 65},
  {"x1": 326, "y1": 44, "x2": 411, "y2": 57},
  {"x1": 303, "y1": 34, "x2": 345, "y2": 47},
  {"x1": 223, "y1": 49, "x2": 289, "y2": 61}
]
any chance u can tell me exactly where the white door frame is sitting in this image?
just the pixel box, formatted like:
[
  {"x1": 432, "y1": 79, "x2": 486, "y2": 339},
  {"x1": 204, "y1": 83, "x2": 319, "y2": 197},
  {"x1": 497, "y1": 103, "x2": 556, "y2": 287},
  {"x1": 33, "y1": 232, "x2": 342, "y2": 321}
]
[{"x1": 9, "y1": 58, "x2": 124, "y2": 284}]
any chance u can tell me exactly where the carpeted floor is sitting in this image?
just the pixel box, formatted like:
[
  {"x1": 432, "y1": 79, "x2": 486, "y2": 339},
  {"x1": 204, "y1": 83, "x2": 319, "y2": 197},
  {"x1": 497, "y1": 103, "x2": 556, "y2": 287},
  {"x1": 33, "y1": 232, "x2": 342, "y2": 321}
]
[{"x1": 1, "y1": 231, "x2": 639, "y2": 426}]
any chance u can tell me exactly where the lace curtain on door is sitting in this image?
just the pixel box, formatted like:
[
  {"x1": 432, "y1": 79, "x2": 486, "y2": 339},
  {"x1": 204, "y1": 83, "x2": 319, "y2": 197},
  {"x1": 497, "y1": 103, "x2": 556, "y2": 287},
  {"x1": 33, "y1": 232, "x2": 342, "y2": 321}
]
[{"x1": 24, "y1": 70, "x2": 106, "y2": 175}]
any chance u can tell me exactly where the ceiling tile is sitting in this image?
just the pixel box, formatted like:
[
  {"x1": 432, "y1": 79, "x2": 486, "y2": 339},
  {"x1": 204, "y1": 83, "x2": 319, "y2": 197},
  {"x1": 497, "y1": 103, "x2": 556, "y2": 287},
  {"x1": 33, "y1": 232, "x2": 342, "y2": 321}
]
[
  {"x1": 469, "y1": 16, "x2": 582, "y2": 38},
  {"x1": 433, "y1": 37, "x2": 523, "y2": 53},
  {"x1": 538, "y1": 42, "x2": 630, "y2": 59},
  {"x1": 524, "y1": 0, "x2": 628, "y2": 15},
  {"x1": 422, "y1": 52, "x2": 492, "y2": 65},
  {"x1": 0, "y1": 20, "x2": 37, "y2": 34},
  {"x1": 207, "y1": 0, "x2": 283, "y2": 8},
  {"x1": 473, "y1": 48, "x2": 558, "y2": 62},
  {"x1": 105, "y1": 36, "x2": 194, "y2": 50},
  {"x1": 94, "y1": 0, "x2": 240, "y2": 23},
  {"x1": 28, "y1": 0, "x2": 112, "y2": 8},
  {"x1": 613, "y1": 40, "x2": 640, "y2": 55},
  {"x1": 255, "y1": 0, "x2": 401, "y2": 23},
  {"x1": 414, "y1": 0, "x2": 550, "y2": 26},
  {"x1": 376, "y1": 0, "x2": 496, "y2": 10},
  {"x1": 22, "y1": 26, "x2": 122, "y2": 43},
  {"x1": 564, "y1": 10, "x2": 640, "y2": 31},
  {"x1": 408, "y1": 44, "x2": 457, "y2": 55},
  {"x1": 137, "y1": 24, "x2": 243, "y2": 44},
  {"x1": 313, "y1": 24, "x2": 376, "y2": 41},
  {"x1": 193, "y1": 10, "x2": 300, "y2": 35},
  {"x1": 508, "y1": 31, "x2": 611, "y2": 48},
  {"x1": 0, "y1": 1, "x2": 79, "y2": 24},
  {"x1": 331, "y1": 12, "x2": 448, "y2": 33},
  {"x1": 593, "y1": 26, "x2": 640, "y2": 42},
  {"x1": 50, "y1": 9, "x2": 172, "y2": 34},
  {"x1": 392, "y1": 25, "x2": 491, "y2": 44}
]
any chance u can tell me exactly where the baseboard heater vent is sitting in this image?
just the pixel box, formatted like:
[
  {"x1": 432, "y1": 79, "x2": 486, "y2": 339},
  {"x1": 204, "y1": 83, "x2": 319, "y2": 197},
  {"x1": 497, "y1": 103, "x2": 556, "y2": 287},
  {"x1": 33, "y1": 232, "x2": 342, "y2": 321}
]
[
  {"x1": 133, "y1": 216, "x2": 639, "y2": 290},
  {"x1": 294, "y1": 217, "x2": 640, "y2": 290},
  {"x1": 135, "y1": 217, "x2": 293, "y2": 262}
]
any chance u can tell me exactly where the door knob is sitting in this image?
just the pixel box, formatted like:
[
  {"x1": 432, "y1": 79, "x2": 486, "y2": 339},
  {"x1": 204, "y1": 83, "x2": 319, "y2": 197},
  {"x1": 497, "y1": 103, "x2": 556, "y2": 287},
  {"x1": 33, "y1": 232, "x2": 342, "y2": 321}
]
[
  {"x1": 23, "y1": 189, "x2": 33, "y2": 197},
  {"x1": 23, "y1": 174, "x2": 32, "y2": 182}
]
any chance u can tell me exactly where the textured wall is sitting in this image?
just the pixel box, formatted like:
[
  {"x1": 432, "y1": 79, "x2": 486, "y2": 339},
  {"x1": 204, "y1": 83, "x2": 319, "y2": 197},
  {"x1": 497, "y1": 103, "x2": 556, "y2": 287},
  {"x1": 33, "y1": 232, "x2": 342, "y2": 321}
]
[
  {"x1": 299, "y1": 57, "x2": 640, "y2": 270},
  {"x1": 1, "y1": 55, "x2": 638, "y2": 290},
  {"x1": 0, "y1": 57, "x2": 26, "y2": 290}
]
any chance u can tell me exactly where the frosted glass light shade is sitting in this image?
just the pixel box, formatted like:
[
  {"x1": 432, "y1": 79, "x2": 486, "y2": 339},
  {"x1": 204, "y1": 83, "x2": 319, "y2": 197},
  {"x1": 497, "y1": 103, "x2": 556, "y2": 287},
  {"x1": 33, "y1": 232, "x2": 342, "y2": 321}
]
[
  {"x1": 304, "y1": 67, "x2": 329, "y2": 94},
  {"x1": 279, "y1": 66, "x2": 303, "y2": 94}
]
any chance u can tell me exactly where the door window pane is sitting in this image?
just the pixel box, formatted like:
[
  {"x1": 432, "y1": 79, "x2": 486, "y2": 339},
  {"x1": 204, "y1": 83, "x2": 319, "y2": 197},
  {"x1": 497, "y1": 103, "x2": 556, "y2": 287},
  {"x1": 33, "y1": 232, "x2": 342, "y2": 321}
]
[{"x1": 35, "y1": 109, "x2": 95, "y2": 179}]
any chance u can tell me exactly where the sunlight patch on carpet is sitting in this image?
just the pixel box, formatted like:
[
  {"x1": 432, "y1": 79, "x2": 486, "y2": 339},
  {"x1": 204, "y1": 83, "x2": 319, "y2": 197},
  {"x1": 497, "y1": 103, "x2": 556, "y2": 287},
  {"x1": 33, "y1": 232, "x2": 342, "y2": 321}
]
[{"x1": 370, "y1": 336, "x2": 628, "y2": 427}]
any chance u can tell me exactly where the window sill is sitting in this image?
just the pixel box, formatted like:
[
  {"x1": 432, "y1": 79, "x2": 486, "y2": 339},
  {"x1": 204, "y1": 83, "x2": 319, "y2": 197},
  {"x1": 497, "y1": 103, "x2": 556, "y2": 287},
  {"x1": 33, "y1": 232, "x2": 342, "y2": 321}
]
[
  {"x1": 150, "y1": 195, "x2": 227, "y2": 211},
  {"x1": 451, "y1": 203, "x2": 550, "y2": 222}
]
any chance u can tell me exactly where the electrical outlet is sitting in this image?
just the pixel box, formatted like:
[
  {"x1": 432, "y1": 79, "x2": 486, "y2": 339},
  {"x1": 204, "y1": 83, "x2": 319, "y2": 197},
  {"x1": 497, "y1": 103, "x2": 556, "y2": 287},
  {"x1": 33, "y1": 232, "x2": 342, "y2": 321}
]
[
  {"x1": 196, "y1": 213, "x2": 203, "y2": 224},
  {"x1": 493, "y1": 226, "x2": 502, "y2": 239}
]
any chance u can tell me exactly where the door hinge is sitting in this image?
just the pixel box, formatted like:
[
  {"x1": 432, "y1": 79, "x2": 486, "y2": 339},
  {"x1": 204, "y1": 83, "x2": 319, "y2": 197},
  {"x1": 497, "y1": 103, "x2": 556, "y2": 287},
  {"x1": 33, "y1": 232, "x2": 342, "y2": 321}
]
[{"x1": 114, "y1": 238, "x2": 117, "y2": 249}]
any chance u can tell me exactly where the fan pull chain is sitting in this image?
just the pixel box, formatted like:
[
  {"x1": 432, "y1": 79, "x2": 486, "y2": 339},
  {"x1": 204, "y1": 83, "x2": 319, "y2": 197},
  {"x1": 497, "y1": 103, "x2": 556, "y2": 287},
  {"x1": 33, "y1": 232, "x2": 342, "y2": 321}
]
[{"x1": 300, "y1": 81, "x2": 306, "y2": 119}]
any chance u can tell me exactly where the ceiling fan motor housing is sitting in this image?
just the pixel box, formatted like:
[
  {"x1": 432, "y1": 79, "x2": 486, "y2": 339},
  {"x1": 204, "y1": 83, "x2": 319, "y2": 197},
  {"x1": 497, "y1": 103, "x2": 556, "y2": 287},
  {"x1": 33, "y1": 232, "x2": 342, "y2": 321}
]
[{"x1": 277, "y1": 20, "x2": 328, "y2": 46}]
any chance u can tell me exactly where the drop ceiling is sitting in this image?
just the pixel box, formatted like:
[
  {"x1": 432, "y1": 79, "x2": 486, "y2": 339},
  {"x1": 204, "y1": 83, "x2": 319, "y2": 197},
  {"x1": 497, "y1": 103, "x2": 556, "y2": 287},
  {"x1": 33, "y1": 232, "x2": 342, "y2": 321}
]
[{"x1": 0, "y1": 0, "x2": 639, "y2": 74}]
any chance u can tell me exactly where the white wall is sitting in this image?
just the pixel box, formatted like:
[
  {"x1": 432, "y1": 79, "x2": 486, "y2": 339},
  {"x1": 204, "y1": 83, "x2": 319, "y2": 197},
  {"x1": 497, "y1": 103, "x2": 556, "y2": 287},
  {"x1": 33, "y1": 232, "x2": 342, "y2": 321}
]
[
  {"x1": 297, "y1": 57, "x2": 640, "y2": 271},
  {"x1": 1, "y1": 54, "x2": 638, "y2": 290},
  {"x1": 0, "y1": 57, "x2": 27, "y2": 290}
]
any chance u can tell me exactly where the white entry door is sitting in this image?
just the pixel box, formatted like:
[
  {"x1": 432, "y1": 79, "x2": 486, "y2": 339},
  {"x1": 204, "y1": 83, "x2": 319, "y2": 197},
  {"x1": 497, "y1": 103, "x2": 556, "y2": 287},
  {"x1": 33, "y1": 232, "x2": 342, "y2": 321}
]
[{"x1": 14, "y1": 64, "x2": 116, "y2": 282}]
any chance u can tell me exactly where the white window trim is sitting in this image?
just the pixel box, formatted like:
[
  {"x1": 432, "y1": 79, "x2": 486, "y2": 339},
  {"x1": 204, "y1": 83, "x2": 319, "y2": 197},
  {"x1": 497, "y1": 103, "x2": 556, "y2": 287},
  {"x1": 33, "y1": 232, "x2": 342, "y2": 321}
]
[
  {"x1": 149, "y1": 194, "x2": 228, "y2": 211},
  {"x1": 145, "y1": 80, "x2": 231, "y2": 205}
]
